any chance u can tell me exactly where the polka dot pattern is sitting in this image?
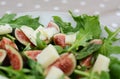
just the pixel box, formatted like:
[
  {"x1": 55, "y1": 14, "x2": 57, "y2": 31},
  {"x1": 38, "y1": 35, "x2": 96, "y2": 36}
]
[
  {"x1": 35, "y1": 4, "x2": 41, "y2": 9},
  {"x1": 0, "y1": 0, "x2": 119, "y2": 28},
  {"x1": 0, "y1": 1, "x2": 6, "y2": 6},
  {"x1": 53, "y1": 6, "x2": 60, "y2": 11},
  {"x1": 17, "y1": 3, "x2": 23, "y2": 7},
  {"x1": 80, "y1": 1, "x2": 86, "y2": 6},
  {"x1": 99, "y1": 3, "x2": 105, "y2": 8},
  {"x1": 61, "y1": 0, "x2": 68, "y2": 4}
]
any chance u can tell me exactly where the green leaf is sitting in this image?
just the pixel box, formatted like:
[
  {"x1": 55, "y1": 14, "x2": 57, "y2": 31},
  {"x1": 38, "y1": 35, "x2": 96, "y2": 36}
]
[
  {"x1": 74, "y1": 69, "x2": 110, "y2": 79},
  {"x1": 0, "y1": 14, "x2": 41, "y2": 29},
  {"x1": 36, "y1": 32, "x2": 47, "y2": 50},
  {"x1": 76, "y1": 43, "x2": 102, "y2": 60},
  {"x1": 56, "y1": 11, "x2": 102, "y2": 51},
  {"x1": 53, "y1": 16, "x2": 74, "y2": 34},
  {"x1": 109, "y1": 57, "x2": 120, "y2": 79},
  {"x1": 99, "y1": 27, "x2": 120, "y2": 56},
  {"x1": 11, "y1": 15, "x2": 40, "y2": 29},
  {"x1": 100, "y1": 71, "x2": 110, "y2": 79},
  {"x1": 0, "y1": 14, "x2": 16, "y2": 23},
  {"x1": 27, "y1": 58, "x2": 45, "y2": 79},
  {"x1": 54, "y1": 45, "x2": 64, "y2": 54},
  {"x1": 69, "y1": 11, "x2": 101, "y2": 38},
  {"x1": 68, "y1": 31, "x2": 92, "y2": 51}
]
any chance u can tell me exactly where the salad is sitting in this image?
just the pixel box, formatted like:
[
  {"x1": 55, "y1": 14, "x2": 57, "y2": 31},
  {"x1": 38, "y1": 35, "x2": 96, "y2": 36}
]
[{"x1": 0, "y1": 11, "x2": 120, "y2": 79}]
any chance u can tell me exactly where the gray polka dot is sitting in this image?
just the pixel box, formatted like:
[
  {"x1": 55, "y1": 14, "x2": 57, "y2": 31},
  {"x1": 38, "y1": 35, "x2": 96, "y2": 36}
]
[
  {"x1": 61, "y1": 0, "x2": 68, "y2": 4},
  {"x1": 35, "y1": 5, "x2": 41, "y2": 9},
  {"x1": 53, "y1": 6, "x2": 60, "y2": 11},
  {"x1": 80, "y1": 1, "x2": 86, "y2": 6},
  {"x1": 0, "y1": 1, "x2": 6, "y2": 6},
  {"x1": 44, "y1": 0, "x2": 50, "y2": 2},
  {"x1": 17, "y1": 3, "x2": 23, "y2": 7},
  {"x1": 99, "y1": 3, "x2": 105, "y2": 8},
  {"x1": 74, "y1": 9, "x2": 80, "y2": 13}
]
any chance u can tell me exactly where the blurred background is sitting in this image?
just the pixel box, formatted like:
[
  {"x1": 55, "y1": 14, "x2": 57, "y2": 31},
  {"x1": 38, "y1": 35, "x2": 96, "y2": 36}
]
[{"x1": 0, "y1": 0, "x2": 120, "y2": 28}]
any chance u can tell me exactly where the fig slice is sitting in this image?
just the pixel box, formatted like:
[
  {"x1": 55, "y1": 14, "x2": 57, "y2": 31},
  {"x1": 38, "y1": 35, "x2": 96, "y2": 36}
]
[
  {"x1": 24, "y1": 50, "x2": 42, "y2": 60},
  {"x1": 15, "y1": 28, "x2": 33, "y2": 46},
  {"x1": 5, "y1": 45, "x2": 23, "y2": 70},
  {"x1": 81, "y1": 55, "x2": 92, "y2": 68},
  {"x1": 53, "y1": 33, "x2": 77, "y2": 47},
  {"x1": 47, "y1": 22, "x2": 60, "y2": 32},
  {"x1": 0, "y1": 49, "x2": 7, "y2": 63},
  {"x1": 47, "y1": 53, "x2": 76, "y2": 76},
  {"x1": 53, "y1": 33, "x2": 66, "y2": 48},
  {"x1": 20, "y1": 26, "x2": 36, "y2": 46},
  {"x1": 0, "y1": 37, "x2": 18, "y2": 50}
]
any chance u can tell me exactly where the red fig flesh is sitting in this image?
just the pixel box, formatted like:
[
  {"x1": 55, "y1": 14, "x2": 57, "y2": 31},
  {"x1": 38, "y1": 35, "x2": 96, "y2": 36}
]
[
  {"x1": 48, "y1": 53, "x2": 76, "y2": 76},
  {"x1": 0, "y1": 37, "x2": 18, "y2": 50},
  {"x1": 24, "y1": 50, "x2": 41, "y2": 60},
  {"x1": 15, "y1": 28, "x2": 34, "y2": 46},
  {"x1": 47, "y1": 22, "x2": 60, "y2": 32},
  {"x1": 5, "y1": 45, "x2": 23, "y2": 70},
  {"x1": 53, "y1": 34, "x2": 66, "y2": 48}
]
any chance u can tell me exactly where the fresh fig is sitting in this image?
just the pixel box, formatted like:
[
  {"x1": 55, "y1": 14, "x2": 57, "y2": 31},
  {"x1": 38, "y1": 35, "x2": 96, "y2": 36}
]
[
  {"x1": 0, "y1": 49, "x2": 7, "y2": 63},
  {"x1": 20, "y1": 26, "x2": 36, "y2": 46},
  {"x1": 47, "y1": 53, "x2": 76, "y2": 76},
  {"x1": 5, "y1": 45, "x2": 23, "y2": 70},
  {"x1": 0, "y1": 37, "x2": 18, "y2": 50},
  {"x1": 53, "y1": 33, "x2": 66, "y2": 48},
  {"x1": 15, "y1": 28, "x2": 33, "y2": 46},
  {"x1": 53, "y1": 33, "x2": 77, "y2": 47},
  {"x1": 24, "y1": 50, "x2": 41, "y2": 60},
  {"x1": 81, "y1": 55, "x2": 92, "y2": 68},
  {"x1": 47, "y1": 22, "x2": 60, "y2": 32}
]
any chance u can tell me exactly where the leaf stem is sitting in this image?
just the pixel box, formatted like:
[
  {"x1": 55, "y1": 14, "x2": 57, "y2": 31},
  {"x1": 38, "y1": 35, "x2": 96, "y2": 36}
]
[
  {"x1": 74, "y1": 69, "x2": 89, "y2": 77},
  {"x1": 109, "y1": 27, "x2": 120, "y2": 40}
]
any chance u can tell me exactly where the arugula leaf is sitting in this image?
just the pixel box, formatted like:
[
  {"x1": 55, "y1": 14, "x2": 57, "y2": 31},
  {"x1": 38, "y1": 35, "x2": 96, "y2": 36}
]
[
  {"x1": 55, "y1": 11, "x2": 102, "y2": 51},
  {"x1": 99, "y1": 27, "x2": 120, "y2": 56},
  {"x1": 36, "y1": 32, "x2": 47, "y2": 50},
  {"x1": 0, "y1": 66, "x2": 33, "y2": 79},
  {"x1": 53, "y1": 11, "x2": 101, "y2": 38},
  {"x1": 69, "y1": 11, "x2": 101, "y2": 38},
  {"x1": 109, "y1": 57, "x2": 120, "y2": 79},
  {"x1": 27, "y1": 58, "x2": 45, "y2": 79},
  {"x1": 54, "y1": 45, "x2": 64, "y2": 54},
  {"x1": 74, "y1": 69, "x2": 110, "y2": 79},
  {"x1": 0, "y1": 14, "x2": 40, "y2": 29},
  {"x1": 53, "y1": 16, "x2": 74, "y2": 34},
  {"x1": 0, "y1": 58, "x2": 45, "y2": 79},
  {"x1": 76, "y1": 43, "x2": 102, "y2": 60},
  {"x1": 10, "y1": 15, "x2": 40, "y2": 29},
  {"x1": 0, "y1": 14, "x2": 16, "y2": 23},
  {"x1": 68, "y1": 30, "x2": 92, "y2": 51},
  {"x1": 100, "y1": 71, "x2": 110, "y2": 79}
]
